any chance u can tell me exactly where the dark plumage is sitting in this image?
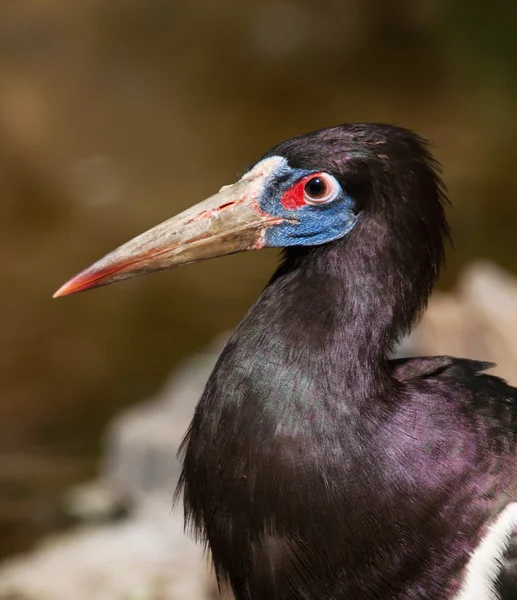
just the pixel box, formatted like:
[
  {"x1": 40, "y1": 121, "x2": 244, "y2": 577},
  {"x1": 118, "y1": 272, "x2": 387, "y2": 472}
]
[
  {"x1": 178, "y1": 125, "x2": 517, "y2": 599},
  {"x1": 55, "y1": 124, "x2": 517, "y2": 600}
]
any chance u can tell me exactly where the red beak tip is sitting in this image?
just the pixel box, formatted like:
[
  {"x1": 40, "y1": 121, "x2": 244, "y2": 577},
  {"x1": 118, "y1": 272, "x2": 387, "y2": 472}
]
[
  {"x1": 52, "y1": 282, "x2": 74, "y2": 298},
  {"x1": 52, "y1": 273, "x2": 90, "y2": 298}
]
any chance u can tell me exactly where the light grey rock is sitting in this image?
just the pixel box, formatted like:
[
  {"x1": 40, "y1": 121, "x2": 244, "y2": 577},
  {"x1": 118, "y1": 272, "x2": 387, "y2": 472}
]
[
  {"x1": 101, "y1": 337, "x2": 225, "y2": 505},
  {"x1": 60, "y1": 479, "x2": 131, "y2": 524},
  {"x1": 0, "y1": 514, "x2": 213, "y2": 600},
  {"x1": 417, "y1": 261, "x2": 517, "y2": 384},
  {"x1": 0, "y1": 339, "x2": 227, "y2": 600}
]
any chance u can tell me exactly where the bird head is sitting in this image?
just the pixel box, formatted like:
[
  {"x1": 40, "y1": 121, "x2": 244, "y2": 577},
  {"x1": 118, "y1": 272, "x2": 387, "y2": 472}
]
[{"x1": 54, "y1": 124, "x2": 447, "y2": 298}]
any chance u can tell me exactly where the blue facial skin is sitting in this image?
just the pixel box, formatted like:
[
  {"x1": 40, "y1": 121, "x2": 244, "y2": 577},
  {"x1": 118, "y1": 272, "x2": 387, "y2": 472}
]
[{"x1": 257, "y1": 163, "x2": 359, "y2": 248}]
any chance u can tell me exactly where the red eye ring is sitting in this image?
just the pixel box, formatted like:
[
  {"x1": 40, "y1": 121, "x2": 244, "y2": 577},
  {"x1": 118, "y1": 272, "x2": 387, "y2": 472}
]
[{"x1": 280, "y1": 172, "x2": 341, "y2": 210}]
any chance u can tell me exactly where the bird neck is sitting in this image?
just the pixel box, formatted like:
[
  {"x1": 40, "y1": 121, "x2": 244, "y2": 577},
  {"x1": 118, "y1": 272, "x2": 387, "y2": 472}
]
[{"x1": 256, "y1": 214, "x2": 433, "y2": 397}]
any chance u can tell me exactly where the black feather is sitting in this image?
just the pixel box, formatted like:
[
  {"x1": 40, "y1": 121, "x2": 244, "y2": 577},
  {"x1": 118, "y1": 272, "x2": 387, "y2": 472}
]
[{"x1": 176, "y1": 124, "x2": 517, "y2": 600}]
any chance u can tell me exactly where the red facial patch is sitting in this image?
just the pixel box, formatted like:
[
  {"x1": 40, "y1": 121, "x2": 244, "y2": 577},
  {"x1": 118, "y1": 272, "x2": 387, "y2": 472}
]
[{"x1": 280, "y1": 174, "x2": 320, "y2": 210}]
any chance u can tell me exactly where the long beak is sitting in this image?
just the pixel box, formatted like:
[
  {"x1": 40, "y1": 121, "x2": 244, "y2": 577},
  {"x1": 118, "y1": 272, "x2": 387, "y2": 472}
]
[{"x1": 53, "y1": 169, "x2": 285, "y2": 298}]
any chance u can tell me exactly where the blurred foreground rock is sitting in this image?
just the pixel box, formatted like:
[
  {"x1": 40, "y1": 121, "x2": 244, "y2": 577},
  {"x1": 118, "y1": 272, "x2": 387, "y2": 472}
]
[
  {"x1": 0, "y1": 340, "x2": 226, "y2": 600},
  {"x1": 0, "y1": 261, "x2": 516, "y2": 599}
]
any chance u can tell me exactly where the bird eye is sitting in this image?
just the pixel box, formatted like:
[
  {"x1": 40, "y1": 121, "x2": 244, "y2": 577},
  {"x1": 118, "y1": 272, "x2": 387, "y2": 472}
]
[
  {"x1": 305, "y1": 178, "x2": 327, "y2": 198},
  {"x1": 303, "y1": 174, "x2": 340, "y2": 205}
]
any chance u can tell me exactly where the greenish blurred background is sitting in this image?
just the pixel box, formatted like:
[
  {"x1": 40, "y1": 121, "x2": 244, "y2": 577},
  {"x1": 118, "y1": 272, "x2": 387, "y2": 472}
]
[{"x1": 1, "y1": 0, "x2": 516, "y2": 559}]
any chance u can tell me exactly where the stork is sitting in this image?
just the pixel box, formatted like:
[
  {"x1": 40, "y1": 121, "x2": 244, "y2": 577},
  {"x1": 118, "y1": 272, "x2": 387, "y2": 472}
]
[{"x1": 55, "y1": 124, "x2": 517, "y2": 600}]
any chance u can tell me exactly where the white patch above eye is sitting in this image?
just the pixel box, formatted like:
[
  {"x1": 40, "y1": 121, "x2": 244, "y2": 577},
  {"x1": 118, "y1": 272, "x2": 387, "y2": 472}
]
[
  {"x1": 240, "y1": 156, "x2": 288, "y2": 182},
  {"x1": 453, "y1": 502, "x2": 517, "y2": 600}
]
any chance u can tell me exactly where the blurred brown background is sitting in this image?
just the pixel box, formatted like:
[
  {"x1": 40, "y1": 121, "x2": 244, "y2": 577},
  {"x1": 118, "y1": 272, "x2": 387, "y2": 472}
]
[{"x1": 1, "y1": 0, "x2": 516, "y2": 562}]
